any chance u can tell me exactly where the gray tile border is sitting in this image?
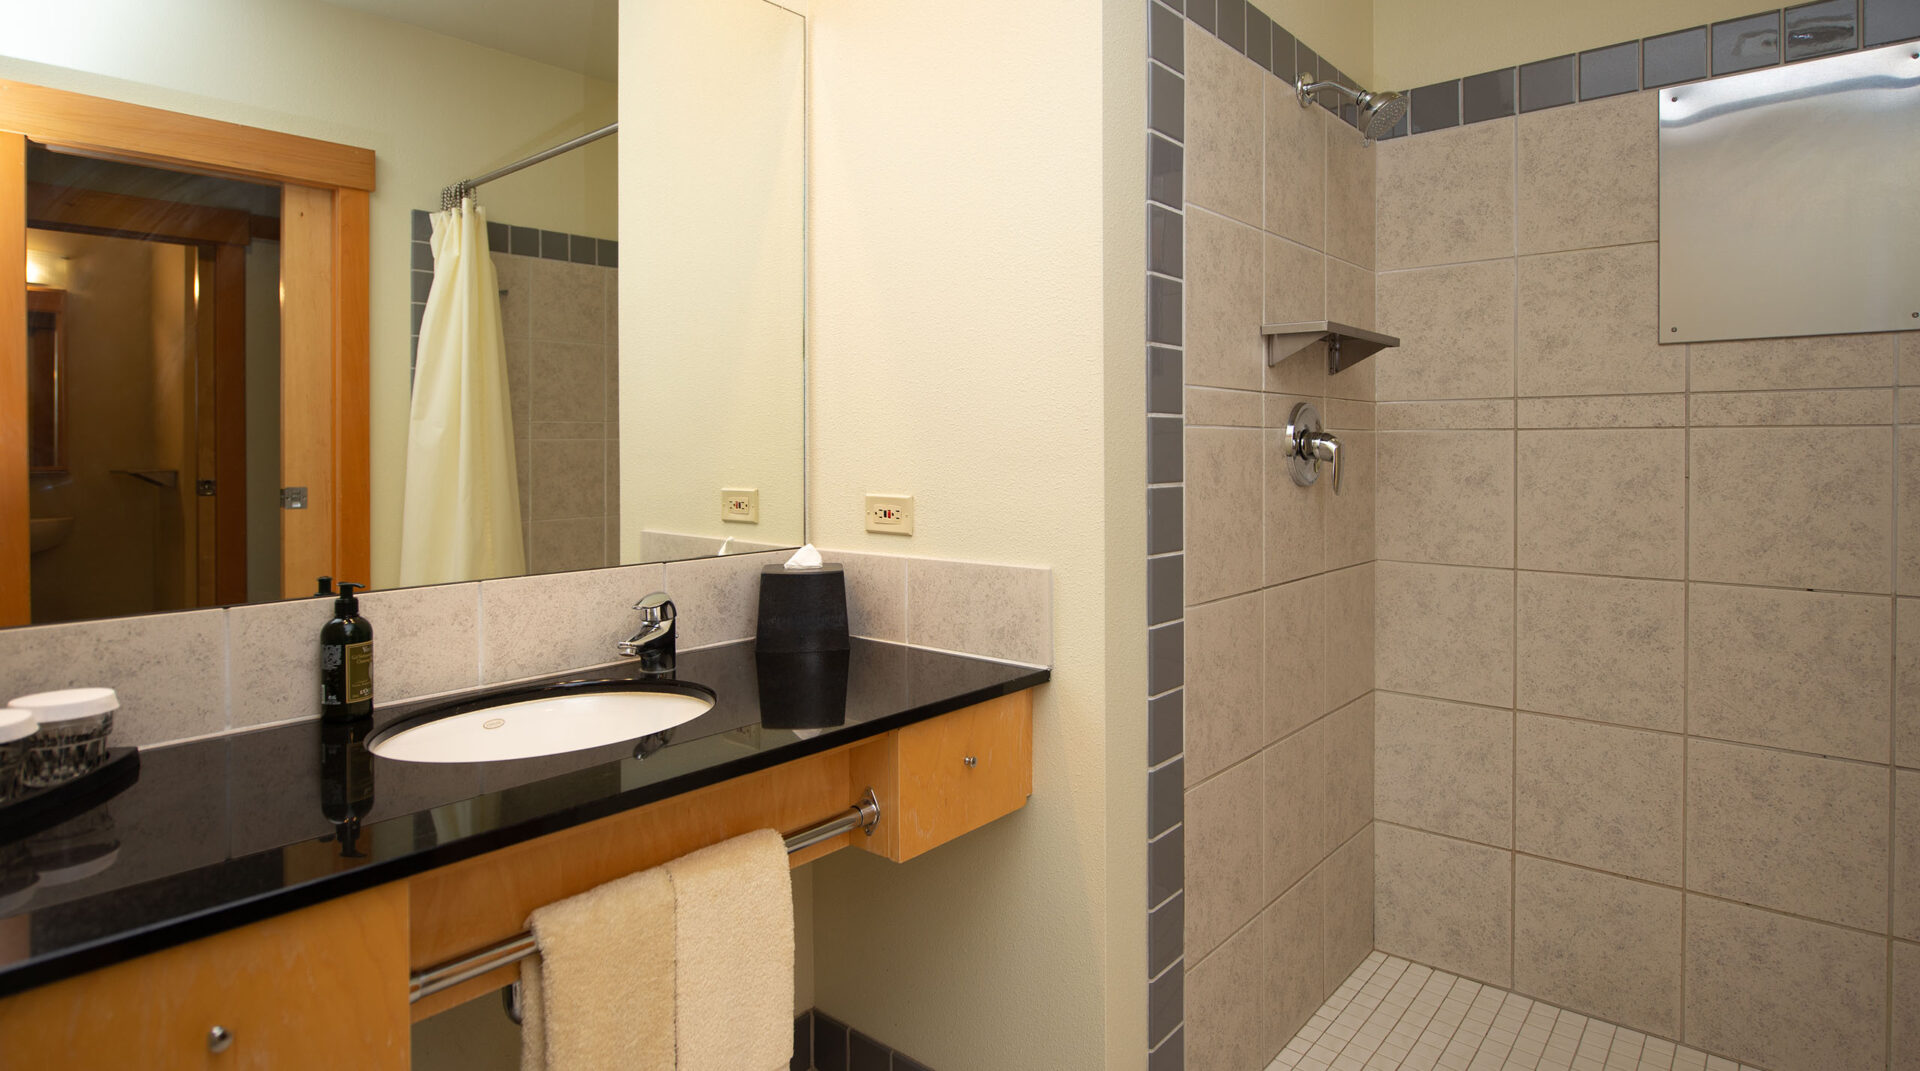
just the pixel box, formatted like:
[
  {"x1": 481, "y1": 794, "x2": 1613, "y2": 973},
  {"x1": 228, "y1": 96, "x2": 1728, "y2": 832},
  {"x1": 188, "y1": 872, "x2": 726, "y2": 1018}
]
[
  {"x1": 1188, "y1": 0, "x2": 1215, "y2": 34},
  {"x1": 1217, "y1": 0, "x2": 1245, "y2": 53},
  {"x1": 1580, "y1": 40, "x2": 1643, "y2": 99},
  {"x1": 1149, "y1": 62, "x2": 1186, "y2": 140},
  {"x1": 1713, "y1": 11, "x2": 1783, "y2": 74},
  {"x1": 1149, "y1": 347, "x2": 1184, "y2": 415},
  {"x1": 1149, "y1": 817, "x2": 1186, "y2": 900},
  {"x1": 539, "y1": 229, "x2": 570, "y2": 260},
  {"x1": 1150, "y1": 0, "x2": 1186, "y2": 72},
  {"x1": 1519, "y1": 54, "x2": 1578, "y2": 112},
  {"x1": 1462, "y1": 67, "x2": 1517, "y2": 123},
  {"x1": 1149, "y1": 1027, "x2": 1185, "y2": 1071},
  {"x1": 510, "y1": 225, "x2": 540, "y2": 256},
  {"x1": 1411, "y1": 80, "x2": 1461, "y2": 133},
  {"x1": 1149, "y1": 134, "x2": 1183, "y2": 208},
  {"x1": 1149, "y1": 620, "x2": 1185, "y2": 695},
  {"x1": 1149, "y1": 689, "x2": 1185, "y2": 765},
  {"x1": 1149, "y1": 554, "x2": 1185, "y2": 625},
  {"x1": 1644, "y1": 25, "x2": 1710, "y2": 88},
  {"x1": 1149, "y1": 275, "x2": 1183, "y2": 346},
  {"x1": 1149, "y1": 487, "x2": 1183, "y2": 554},
  {"x1": 1864, "y1": 0, "x2": 1920, "y2": 45},
  {"x1": 1247, "y1": 7, "x2": 1273, "y2": 71},
  {"x1": 1148, "y1": 957, "x2": 1185, "y2": 1046},
  {"x1": 1271, "y1": 24, "x2": 1299, "y2": 83},
  {"x1": 1149, "y1": 760, "x2": 1185, "y2": 840},
  {"x1": 1786, "y1": 0, "x2": 1858, "y2": 59},
  {"x1": 1149, "y1": 891, "x2": 1185, "y2": 977},
  {"x1": 1148, "y1": 415, "x2": 1184, "y2": 484},
  {"x1": 1149, "y1": 205, "x2": 1183, "y2": 278}
]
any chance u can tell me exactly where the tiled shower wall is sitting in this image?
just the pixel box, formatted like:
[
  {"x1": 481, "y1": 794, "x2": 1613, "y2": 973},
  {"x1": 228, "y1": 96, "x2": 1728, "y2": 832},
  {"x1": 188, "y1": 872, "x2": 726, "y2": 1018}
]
[
  {"x1": 1368, "y1": 88, "x2": 1920, "y2": 1071},
  {"x1": 1151, "y1": 8, "x2": 1381, "y2": 1067}
]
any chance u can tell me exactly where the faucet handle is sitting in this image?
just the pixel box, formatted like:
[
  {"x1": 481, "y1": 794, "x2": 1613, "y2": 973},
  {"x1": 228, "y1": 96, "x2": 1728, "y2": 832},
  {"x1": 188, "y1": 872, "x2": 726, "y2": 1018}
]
[
  {"x1": 634, "y1": 592, "x2": 675, "y2": 620},
  {"x1": 1284, "y1": 402, "x2": 1342, "y2": 495}
]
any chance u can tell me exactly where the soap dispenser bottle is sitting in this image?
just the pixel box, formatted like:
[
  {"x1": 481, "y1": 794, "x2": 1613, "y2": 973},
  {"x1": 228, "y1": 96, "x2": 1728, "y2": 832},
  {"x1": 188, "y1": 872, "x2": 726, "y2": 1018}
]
[{"x1": 320, "y1": 583, "x2": 374, "y2": 721}]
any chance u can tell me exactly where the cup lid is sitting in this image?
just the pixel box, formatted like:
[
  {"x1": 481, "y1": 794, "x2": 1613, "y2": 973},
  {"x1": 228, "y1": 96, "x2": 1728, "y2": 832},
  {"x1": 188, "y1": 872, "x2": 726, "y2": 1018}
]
[
  {"x1": 0, "y1": 708, "x2": 36, "y2": 745},
  {"x1": 8, "y1": 687, "x2": 119, "y2": 723}
]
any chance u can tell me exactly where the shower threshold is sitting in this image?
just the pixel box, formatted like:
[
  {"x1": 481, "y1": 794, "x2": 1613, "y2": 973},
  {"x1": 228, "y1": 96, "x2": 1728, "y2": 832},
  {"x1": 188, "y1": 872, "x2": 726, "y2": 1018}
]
[{"x1": 1268, "y1": 952, "x2": 1769, "y2": 1071}]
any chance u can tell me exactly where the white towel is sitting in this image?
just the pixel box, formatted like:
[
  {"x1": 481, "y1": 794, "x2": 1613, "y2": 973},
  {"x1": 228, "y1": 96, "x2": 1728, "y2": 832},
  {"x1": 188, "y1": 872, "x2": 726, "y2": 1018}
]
[
  {"x1": 665, "y1": 829, "x2": 794, "y2": 1071},
  {"x1": 520, "y1": 865, "x2": 676, "y2": 1071}
]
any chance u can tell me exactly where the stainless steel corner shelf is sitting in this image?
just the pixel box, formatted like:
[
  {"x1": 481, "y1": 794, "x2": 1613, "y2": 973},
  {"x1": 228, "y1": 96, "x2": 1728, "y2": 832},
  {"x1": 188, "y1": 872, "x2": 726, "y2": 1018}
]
[{"x1": 1261, "y1": 320, "x2": 1400, "y2": 374}]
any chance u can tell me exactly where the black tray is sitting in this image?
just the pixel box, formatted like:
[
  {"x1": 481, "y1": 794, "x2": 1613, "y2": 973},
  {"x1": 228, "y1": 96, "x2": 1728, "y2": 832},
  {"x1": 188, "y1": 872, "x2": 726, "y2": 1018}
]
[{"x1": 0, "y1": 748, "x2": 140, "y2": 843}]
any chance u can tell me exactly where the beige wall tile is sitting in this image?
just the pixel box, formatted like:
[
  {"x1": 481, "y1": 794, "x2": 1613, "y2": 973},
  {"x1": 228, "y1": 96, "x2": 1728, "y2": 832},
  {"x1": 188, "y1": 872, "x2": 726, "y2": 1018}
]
[
  {"x1": 1376, "y1": 118, "x2": 1516, "y2": 271},
  {"x1": 1188, "y1": 426, "x2": 1265, "y2": 602},
  {"x1": 1516, "y1": 394, "x2": 1686, "y2": 429},
  {"x1": 1323, "y1": 429, "x2": 1375, "y2": 572},
  {"x1": 1688, "y1": 584, "x2": 1890, "y2": 761},
  {"x1": 1262, "y1": 869, "x2": 1325, "y2": 1054},
  {"x1": 1326, "y1": 257, "x2": 1375, "y2": 333},
  {"x1": 664, "y1": 550, "x2": 791, "y2": 650},
  {"x1": 1263, "y1": 428, "x2": 1327, "y2": 585},
  {"x1": 1691, "y1": 332, "x2": 1896, "y2": 392},
  {"x1": 1265, "y1": 720, "x2": 1326, "y2": 896},
  {"x1": 1323, "y1": 398, "x2": 1374, "y2": 431},
  {"x1": 1690, "y1": 388, "x2": 1893, "y2": 426},
  {"x1": 1905, "y1": 428, "x2": 1920, "y2": 594},
  {"x1": 1517, "y1": 429, "x2": 1685, "y2": 578},
  {"x1": 479, "y1": 563, "x2": 665, "y2": 684},
  {"x1": 818, "y1": 550, "x2": 906, "y2": 643},
  {"x1": 530, "y1": 340, "x2": 607, "y2": 424},
  {"x1": 903, "y1": 557, "x2": 1051, "y2": 665},
  {"x1": 1323, "y1": 563, "x2": 1375, "y2": 711},
  {"x1": 1375, "y1": 261, "x2": 1517, "y2": 402},
  {"x1": 1265, "y1": 391, "x2": 1321, "y2": 429},
  {"x1": 1516, "y1": 572, "x2": 1684, "y2": 732},
  {"x1": 1264, "y1": 79, "x2": 1325, "y2": 251},
  {"x1": 1517, "y1": 244, "x2": 1680, "y2": 397},
  {"x1": 1185, "y1": 591, "x2": 1266, "y2": 785},
  {"x1": 1265, "y1": 233, "x2": 1327, "y2": 327},
  {"x1": 357, "y1": 584, "x2": 482, "y2": 706},
  {"x1": 1185, "y1": 210, "x2": 1266, "y2": 392},
  {"x1": 1326, "y1": 344, "x2": 1376, "y2": 403},
  {"x1": 1516, "y1": 713, "x2": 1683, "y2": 884},
  {"x1": 1692, "y1": 426, "x2": 1893, "y2": 592},
  {"x1": 1184, "y1": 912, "x2": 1265, "y2": 1071},
  {"x1": 529, "y1": 438, "x2": 605, "y2": 521},
  {"x1": 529, "y1": 259, "x2": 606, "y2": 345},
  {"x1": 1377, "y1": 399, "x2": 1516, "y2": 431},
  {"x1": 1266, "y1": 340, "x2": 1328, "y2": 397},
  {"x1": 531, "y1": 517, "x2": 604, "y2": 574},
  {"x1": 1898, "y1": 770, "x2": 1920, "y2": 940},
  {"x1": 1375, "y1": 823, "x2": 1512, "y2": 985},
  {"x1": 0, "y1": 609, "x2": 229, "y2": 745},
  {"x1": 1376, "y1": 562, "x2": 1512, "y2": 708},
  {"x1": 1185, "y1": 386, "x2": 1264, "y2": 427},
  {"x1": 1376, "y1": 430, "x2": 1514, "y2": 568},
  {"x1": 1321, "y1": 824, "x2": 1375, "y2": 988},
  {"x1": 1325, "y1": 116, "x2": 1375, "y2": 271},
  {"x1": 1897, "y1": 940, "x2": 1920, "y2": 1071},
  {"x1": 1684, "y1": 896, "x2": 1887, "y2": 1071},
  {"x1": 227, "y1": 597, "x2": 332, "y2": 728},
  {"x1": 1374, "y1": 692, "x2": 1512, "y2": 846},
  {"x1": 1323, "y1": 694, "x2": 1374, "y2": 848},
  {"x1": 1186, "y1": 757, "x2": 1266, "y2": 962},
  {"x1": 1517, "y1": 91, "x2": 1658, "y2": 255},
  {"x1": 1265, "y1": 575, "x2": 1327, "y2": 741},
  {"x1": 1901, "y1": 387, "x2": 1920, "y2": 425},
  {"x1": 1184, "y1": 22, "x2": 1263, "y2": 226},
  {"x1": 1687, "y1": 739, "x2": 1888, "y2": 931},
  {"x1": 1903, "y1": 598, "x2": 1920, "y2": 769},
  {"x1": 1513, "y1": 856, "x2": 1681, "y2": 1039}
]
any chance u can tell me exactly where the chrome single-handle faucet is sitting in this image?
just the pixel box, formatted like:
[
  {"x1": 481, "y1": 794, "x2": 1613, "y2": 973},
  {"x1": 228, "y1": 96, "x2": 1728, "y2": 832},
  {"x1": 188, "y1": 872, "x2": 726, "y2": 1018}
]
[
  {"x1": 618, "y1": 592, "x2": 676, "y2": 672},
  {"x1": 1284, "y1": 401, "x2": 1341, "y2": 494}
]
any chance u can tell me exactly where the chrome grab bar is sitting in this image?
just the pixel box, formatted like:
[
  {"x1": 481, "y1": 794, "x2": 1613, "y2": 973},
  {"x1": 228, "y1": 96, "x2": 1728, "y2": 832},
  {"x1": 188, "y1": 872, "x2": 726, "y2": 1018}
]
[{"x1": 407, "y1": 788, "x2": 881, "y2": 1004}]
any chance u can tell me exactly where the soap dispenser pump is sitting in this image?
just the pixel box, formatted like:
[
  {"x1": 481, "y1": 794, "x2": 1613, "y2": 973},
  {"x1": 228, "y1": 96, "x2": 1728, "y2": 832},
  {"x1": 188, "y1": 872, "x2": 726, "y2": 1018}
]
[{"x1": 320, "y1": 583, "x2": 374, "y2": 721}]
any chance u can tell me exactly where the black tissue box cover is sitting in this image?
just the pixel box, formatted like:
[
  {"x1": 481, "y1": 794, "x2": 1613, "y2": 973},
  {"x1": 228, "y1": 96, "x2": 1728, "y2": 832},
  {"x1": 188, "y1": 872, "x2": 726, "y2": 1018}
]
[
  {"x1": 755, "y1": 564, "x2": 850, "y2": 653},
  {"x1": 754, "y1": 649, "x2": 851, "y2": 728}
]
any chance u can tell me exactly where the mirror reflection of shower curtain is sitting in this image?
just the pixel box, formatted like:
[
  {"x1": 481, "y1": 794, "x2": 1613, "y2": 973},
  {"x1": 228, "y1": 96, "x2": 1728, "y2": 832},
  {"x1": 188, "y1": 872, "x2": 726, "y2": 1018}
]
[{"x1": 398, "y1": 200, "x2": 525, "y2": 585}]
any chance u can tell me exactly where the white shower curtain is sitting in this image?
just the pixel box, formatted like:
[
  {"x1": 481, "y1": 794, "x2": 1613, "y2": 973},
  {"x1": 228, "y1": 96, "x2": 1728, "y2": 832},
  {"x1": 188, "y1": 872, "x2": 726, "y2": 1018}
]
[{"x1": 398, "y1": 200, "x2": 525, "y2": 585}]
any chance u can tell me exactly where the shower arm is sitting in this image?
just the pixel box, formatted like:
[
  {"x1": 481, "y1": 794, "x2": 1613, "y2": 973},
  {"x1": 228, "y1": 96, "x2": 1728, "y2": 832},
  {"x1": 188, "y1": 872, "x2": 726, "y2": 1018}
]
[{"x1": 1296, "y1": 78, "x2": 1366, "y2": 108}]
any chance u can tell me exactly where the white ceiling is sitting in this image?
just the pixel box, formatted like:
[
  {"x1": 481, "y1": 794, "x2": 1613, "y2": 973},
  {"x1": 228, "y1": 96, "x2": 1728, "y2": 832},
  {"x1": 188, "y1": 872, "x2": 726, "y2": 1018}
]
[{"x1": 322, "y1": 0, "x2": 618, "y2": 81}]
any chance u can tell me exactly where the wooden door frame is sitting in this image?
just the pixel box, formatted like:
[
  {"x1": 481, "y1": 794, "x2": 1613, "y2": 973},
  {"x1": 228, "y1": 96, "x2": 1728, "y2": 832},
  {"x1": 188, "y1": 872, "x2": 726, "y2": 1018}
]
[{"x1": 0, "y1": 79, "x2": 375, "y2": 623}]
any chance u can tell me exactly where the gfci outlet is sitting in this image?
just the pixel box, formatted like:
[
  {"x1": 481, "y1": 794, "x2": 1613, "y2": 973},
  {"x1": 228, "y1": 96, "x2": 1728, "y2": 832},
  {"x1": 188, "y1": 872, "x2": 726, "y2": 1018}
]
[
  {"x1": 865, "y1": 494, "x2": 914, "y2": 535},
  {"x1": 721, "y1": 488, "x2": 759, "y2": 523}
]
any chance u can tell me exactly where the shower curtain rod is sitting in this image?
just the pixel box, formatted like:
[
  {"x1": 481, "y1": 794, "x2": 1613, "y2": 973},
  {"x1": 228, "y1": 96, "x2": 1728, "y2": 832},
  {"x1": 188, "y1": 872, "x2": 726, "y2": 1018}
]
[{"x1": 439, "y1": 121, "x2": 618, "y2": 210}]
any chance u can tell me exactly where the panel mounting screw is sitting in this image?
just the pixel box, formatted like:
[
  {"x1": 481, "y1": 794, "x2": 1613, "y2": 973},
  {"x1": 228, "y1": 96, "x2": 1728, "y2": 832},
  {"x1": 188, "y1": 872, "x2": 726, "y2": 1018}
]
[{"x1": 1670, "y1": 326, "x2": 1679, "y2": 333}]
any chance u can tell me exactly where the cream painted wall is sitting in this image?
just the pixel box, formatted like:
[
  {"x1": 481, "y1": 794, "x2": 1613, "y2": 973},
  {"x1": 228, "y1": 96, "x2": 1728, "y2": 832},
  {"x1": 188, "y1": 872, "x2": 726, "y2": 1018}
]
[
  {"x1": 617, "y1": 0, "x2": 805, "y2": 555},
  {"x1": 0, "y1": 0, "x2": 617, "y2": 588},
  {"x1": 1372, "y1": 0, "x2": 1770, "y2": 89},
  {"x1": 802, "y1": 0, "x2": 1145, "y2": 1068},
  {"x1": 1255, "y1": 0, "x2": 1376, "y2": 86}
]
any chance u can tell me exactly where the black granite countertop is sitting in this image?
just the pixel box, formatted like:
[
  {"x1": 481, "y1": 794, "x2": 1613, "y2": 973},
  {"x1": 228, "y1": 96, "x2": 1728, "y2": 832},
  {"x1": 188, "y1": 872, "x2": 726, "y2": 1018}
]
[{"x1": 0, "y1": 639, "x2": 1048, "y2": 997}]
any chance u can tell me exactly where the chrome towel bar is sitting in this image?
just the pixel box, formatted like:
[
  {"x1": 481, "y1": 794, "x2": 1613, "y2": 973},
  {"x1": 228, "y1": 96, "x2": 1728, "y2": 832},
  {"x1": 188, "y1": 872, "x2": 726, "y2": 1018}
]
[{"x1": 407, "y1": 788, "x2": 881, "y2": 1004}]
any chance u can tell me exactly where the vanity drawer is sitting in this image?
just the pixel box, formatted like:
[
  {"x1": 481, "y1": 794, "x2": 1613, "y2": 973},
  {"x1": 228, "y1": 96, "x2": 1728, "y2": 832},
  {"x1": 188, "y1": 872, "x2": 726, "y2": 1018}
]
[
  {"x1": 0, "y1": 882, "x2": 408, "y2": 1070},
  {"x1": 853, "y1": 691, "x2": 1033, "y2": 862}
]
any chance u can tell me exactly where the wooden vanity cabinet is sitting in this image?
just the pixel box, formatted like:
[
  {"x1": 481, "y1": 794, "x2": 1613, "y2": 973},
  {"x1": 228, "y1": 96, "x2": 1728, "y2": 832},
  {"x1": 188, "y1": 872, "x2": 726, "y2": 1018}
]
[{"x1": 0, "y1": 691, "x2": 1034, "y2": 1066}]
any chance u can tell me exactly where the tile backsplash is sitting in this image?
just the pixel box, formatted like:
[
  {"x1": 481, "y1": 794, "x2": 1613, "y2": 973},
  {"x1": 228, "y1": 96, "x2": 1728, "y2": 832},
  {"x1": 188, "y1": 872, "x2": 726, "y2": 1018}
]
[{"x1": 0, "y1": 550, "x2": 1051, "y2": 748}]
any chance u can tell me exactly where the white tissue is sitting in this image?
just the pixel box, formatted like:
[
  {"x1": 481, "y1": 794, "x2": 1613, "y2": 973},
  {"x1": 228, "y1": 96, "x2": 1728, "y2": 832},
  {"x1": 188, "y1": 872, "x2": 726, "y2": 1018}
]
[{"x1": 784, "y1": 543, "x2": 824, "y2": 570}]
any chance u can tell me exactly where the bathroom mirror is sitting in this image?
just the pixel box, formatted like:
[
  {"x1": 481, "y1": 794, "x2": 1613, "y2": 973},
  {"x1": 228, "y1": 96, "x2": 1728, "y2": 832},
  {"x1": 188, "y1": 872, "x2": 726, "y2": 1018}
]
[
  {"x1": 0, "y1": 0, "x2": 807, "y2": 626},
  {"x1": 1659, "y1": 42, "x2": 1920, "y2": 342}
]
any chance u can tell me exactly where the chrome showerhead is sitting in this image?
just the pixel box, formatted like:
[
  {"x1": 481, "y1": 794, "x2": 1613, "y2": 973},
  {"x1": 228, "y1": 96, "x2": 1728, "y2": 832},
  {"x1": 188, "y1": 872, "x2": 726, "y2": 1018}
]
[{"x1": 1295, "y1": 77, "x2": 1407, "y2": 144}]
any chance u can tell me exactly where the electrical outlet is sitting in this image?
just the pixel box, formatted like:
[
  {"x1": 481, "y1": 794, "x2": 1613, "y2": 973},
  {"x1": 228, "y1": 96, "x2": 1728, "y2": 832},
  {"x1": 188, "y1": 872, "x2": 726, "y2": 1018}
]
[
  {"x1": 722, "y1": 488, "x2": 759, "y2": 523},
  {"x1": 865, "y1": 494, "x2": 914, "y2": 535}
]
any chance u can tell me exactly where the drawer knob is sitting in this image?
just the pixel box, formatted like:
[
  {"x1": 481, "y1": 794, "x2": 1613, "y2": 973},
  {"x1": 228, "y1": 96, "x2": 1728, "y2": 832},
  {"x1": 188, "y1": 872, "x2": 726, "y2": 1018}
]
[
  {"x1": 963, "y1": 755, "x2": 977, "y2": 768},
  {"x1": 207, "y1": 1025, "x2": 234, "y2": 1054}
]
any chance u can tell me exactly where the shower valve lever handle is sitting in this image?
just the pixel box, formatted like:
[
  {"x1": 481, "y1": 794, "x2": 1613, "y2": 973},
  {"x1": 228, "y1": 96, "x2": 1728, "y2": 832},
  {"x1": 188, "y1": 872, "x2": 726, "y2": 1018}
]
[
  {"x1": 1283, "y1": 402, "x2": 1341, "y2": 495},
  {"x1": 1302, "y1": 431, "x2": 1340, "y2": 494}
]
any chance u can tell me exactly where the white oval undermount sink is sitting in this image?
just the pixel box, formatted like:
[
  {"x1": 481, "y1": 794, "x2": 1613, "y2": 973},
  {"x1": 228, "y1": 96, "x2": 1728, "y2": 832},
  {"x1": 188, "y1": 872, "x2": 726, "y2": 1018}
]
[{"x1": 368, "y1": 683, "x2": 715, "y2": 764}]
